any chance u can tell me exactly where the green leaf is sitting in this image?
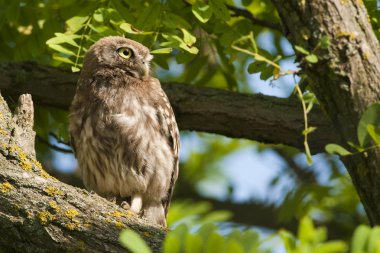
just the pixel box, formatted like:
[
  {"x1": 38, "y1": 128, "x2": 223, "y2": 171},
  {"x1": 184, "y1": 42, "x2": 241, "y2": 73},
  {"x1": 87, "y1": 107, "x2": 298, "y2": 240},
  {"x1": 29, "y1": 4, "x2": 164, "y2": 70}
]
[
  {"x1": 52, "y1": 54, "x2": 75, "y2": 64},
  {"x1": 119, "y1": 229, "x2": 152, "y2": 253},
  {"x1": 260, "y1": 66, "x2": 274, "y2": 81},
  {"x1": 66, "y1": 16, "x2": 89, "y2": 33},
  {"x1": 48, "y1": 44, "x2": 76, "y2": 56},
  {"x1": 347, "y1": 141, "x2": 366, "y2": 152},
  {"x1": 351, "y1": 225, "x2": 371, "y2": 253},
  {"x1": 150, "y1": 48, "x2": 173, "y2": 54},
  {"x1": 204, "y1": 232, "x2": 225, "y2": 253},
  {"x1": 209, "y1": 0, "x2": 230, "y2": 21},
  {"x1": 225, "y1": 239, "x2": 244, "y2": 253},
  {"x1": 305, "y1": 54, "x2": 318, "y2": 63},
  {"x1": 294, "y1": 45, "x2": 310, "y2": 55},
  {"x1": 120, "y1": 23, "x2": 153, "y2": 35},
  {"x1": 280, "y1": 230, "x2": 296, "y2": 252},
  {"x1": 200, "y1": 210, "x2": 232, "y2": 223},
  {"x1": 242, "y1": 0, "x2": 254, "y2": 6},
  {"x1": 184, "y1": 234, "x2": 203, "y2": 253},
  {"x1": 325, "y1": 144, "x2": 352, "y2": 156},
  {"x1": 192, "y1": 2, "x2": 212, "y2": 23},
  {"x1": 247, "y1": 61, "x2": 266, "y2": 74},
  {"x1": 181, "y1": 28, "x2": 196, "y2": 46},
  {"x1": 367, "y1": 124, "x2": 380, "y2": 144},
  {"x1": 303, "y1": 127, "x2": 317, "y2": 135},
  {"x1": 46, "y1": 33, "x2": 80, "y2": 47},
  {"x1": 71, "y1": 66, "x2": 81, "y2": 72},
  {"x1": 240, "y1": 230, "x2": 259, "y2": 252},
  {"x1": 367, "y1": 227, "x2": 380, "y2": 253},
  {"x1": 313, "y1": 241, "x2": 347, "y2": 253},
  {"x1": 320, "y1": 36, "x2": 331, "y2": 49},
  {"x1": 298, "y1": 216, "x2": 315, "y2": 244},
  {"x1": 358, "y1": 103, "x2": 380, "y2": 147},
  {"x1": 93, "y1": 10, "x2": 104, "y2": 23},
  {"x1": 163, "y1": 234, "x2": 181, "y2": 253}
]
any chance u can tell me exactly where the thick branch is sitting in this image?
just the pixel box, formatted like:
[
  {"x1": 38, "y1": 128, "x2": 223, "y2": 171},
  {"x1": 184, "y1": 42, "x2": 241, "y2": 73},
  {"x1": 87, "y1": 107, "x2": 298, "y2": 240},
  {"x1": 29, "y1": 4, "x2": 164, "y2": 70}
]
[
  {"x1": 0, "y1": 61, "x2": 338, "y2": 154},
  {"x1": 0, "y1": 94, "x2": 164, "y2": 253}
]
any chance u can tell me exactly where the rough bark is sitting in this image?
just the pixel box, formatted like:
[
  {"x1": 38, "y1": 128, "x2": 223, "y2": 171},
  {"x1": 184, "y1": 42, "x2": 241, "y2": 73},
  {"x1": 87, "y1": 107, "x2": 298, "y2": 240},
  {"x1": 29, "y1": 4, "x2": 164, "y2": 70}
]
[
  {"x1": 0, "y1": 93, "x2": 165, "y2": 253},
  {"x1": 0, "y1": 61, "x2": 338, "y2": 154},
  {"x1": 271, "y1": 0, "x2": 380, "y2": 224}
]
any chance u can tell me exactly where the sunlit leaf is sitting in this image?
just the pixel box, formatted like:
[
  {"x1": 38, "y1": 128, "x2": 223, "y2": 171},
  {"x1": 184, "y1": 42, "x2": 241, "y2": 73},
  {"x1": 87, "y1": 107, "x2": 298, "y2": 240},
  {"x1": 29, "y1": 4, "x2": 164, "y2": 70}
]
[
  {"x1": 48, "y1": 44, "x2": 76, "y2": 56},
  {"x1": 351, "y1": 225, "x2": 371, "y2": 253},
  {"x1": 209, "y1": 0, "x2": 230, "y2": 21},
  {"x1": 119, "y1": 229, "x2": 152, "y2": 253},
  {"x1": 325, "y1": 144, "x2": 352, "y2": 156},
  {"x1": 305, "y1": 54, "x2": 318, "y2": 63},
  {"x1": 120, "y1": 23, "x2": 153, "y2": 35},
  {"x1": 367, "y1": 124, "x2": 380, "y2": 144},
  {"x1": 294, "y1": 45, "x2": 310, "y2": 55},
  {"x1": 192, "y1": 2, "x2": 212, "y2": 23},
  {"x1": 163, "y1": 234, "x2": 181, "y2": 253},
  {"x1": 358, "y1": 103, "x2": 380, "y2": 147},
  {"x1": 66, "y1": 16, "x2": 89, "y2": 33}
]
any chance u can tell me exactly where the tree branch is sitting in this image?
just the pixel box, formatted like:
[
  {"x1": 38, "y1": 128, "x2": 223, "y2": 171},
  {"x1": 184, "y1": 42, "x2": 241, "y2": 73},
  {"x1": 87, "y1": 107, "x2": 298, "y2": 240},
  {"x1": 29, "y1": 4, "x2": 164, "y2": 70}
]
[
  {"x1": 226, "y1": 4, "x2": 283, "y2": 33},
  {"x1": 0, "y1": 61, "x2": 338, "y2": 154},
  {"x1": 0, "y1": 92, "x2": 164, "y2": 253}
]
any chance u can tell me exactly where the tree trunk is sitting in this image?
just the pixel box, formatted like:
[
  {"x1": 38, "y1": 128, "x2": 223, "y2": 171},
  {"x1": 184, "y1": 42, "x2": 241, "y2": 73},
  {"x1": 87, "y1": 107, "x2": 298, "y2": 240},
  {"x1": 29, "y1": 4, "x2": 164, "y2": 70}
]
[
  {"x1": 271, "y1": 0, "x2": 380, "y2": 224},
  {"x1": 0, "y1": 93, "x2": 165, "y2": 253}
]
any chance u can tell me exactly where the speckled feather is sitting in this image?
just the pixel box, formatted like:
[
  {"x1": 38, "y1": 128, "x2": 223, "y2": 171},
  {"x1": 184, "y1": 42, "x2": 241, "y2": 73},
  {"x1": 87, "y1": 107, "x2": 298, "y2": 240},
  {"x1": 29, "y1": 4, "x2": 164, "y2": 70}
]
[{"x1": 69, "y1": 36, "x2": 179, "y2": 226}]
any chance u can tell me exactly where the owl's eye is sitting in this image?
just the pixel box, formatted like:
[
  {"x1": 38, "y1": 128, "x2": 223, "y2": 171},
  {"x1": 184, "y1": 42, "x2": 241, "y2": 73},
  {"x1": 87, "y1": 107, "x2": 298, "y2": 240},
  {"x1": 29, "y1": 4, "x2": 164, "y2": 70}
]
[{"x1": 117, "y1": 47, "x2": 133, "y2": 59}]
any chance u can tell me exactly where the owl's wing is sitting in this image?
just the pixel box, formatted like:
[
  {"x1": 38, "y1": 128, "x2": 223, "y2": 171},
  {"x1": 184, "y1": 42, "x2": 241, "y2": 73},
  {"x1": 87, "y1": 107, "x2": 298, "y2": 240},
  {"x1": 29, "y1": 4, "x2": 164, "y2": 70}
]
[{"x1": 152, "y1": 78, "x2": 180, "y2": 216}]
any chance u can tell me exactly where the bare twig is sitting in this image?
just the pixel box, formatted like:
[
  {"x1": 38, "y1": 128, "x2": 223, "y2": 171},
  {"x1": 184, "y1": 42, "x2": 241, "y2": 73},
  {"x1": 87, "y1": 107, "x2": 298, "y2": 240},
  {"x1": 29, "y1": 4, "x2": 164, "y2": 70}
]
[
  {"x1": 226, "y1": 4, "x2": 283, "y2": 33},
  {"x1": 36, "y1": 134, "x2": 73, "y2": 153}
]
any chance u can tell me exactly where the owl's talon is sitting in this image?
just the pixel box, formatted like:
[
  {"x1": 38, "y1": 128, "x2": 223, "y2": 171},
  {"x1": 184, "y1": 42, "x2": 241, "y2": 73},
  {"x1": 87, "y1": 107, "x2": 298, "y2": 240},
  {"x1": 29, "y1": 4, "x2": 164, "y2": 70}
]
[{"x1": 121, "y1": 201, "x2": 130, "y2": 210}]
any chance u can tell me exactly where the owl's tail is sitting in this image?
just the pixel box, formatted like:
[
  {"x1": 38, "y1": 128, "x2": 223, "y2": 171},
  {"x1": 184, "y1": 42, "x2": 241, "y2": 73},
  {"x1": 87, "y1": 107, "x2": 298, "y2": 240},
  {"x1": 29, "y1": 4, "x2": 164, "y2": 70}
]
[{"x1": 143, "y1": 202, "x2": 166, "y2": 227}]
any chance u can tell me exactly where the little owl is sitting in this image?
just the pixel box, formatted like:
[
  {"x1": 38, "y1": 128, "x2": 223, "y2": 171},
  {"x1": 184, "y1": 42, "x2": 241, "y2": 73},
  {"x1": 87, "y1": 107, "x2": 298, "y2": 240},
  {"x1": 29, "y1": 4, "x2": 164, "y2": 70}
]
[{"x1": 69, "y1": 36, "x2": 179, "y2": 226}]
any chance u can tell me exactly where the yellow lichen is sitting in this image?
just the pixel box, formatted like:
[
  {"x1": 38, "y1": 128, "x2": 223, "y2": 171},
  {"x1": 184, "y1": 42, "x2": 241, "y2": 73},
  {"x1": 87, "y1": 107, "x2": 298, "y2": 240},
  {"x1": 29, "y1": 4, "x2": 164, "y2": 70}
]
[
  {"x1": 65, "y1": 220, "x2": 81, "y2": 231},
  {"x1": 337, "y1": 31, "x2": 357, "y2": 41},
  {"x1": 43, "y1": 186, "x2": 63, "y2": 196},
  {"x1": 38, "y1": 211, "x2": 55, "y2": 225},
  {"x1": 0, "y1": 128, "x2": 6, "y2": 135},
  {"x1": 39, "y1": 169, "x2": 57, "y2": 180},
  {"x1": 32, "y1": 159, "x2": 43, "y2": 170},
  {"x1": 114, "y1": 221, "x2": 126, "y2": 229},
  {"x1": 49, "y1": 201, "x2": 60, "y2": 213},
  {"x1": 65, "y1": 209, "x2": 79, "y2": 219},
  {"x1": 108, "y1": 210, "x2": 124, "y2": 218},
  {"x1": 0, "y1": 182, "x2": 13, "y2": 193},
  {"x1": 9, "y1": 145, "x2": 33, "y2": 171}
]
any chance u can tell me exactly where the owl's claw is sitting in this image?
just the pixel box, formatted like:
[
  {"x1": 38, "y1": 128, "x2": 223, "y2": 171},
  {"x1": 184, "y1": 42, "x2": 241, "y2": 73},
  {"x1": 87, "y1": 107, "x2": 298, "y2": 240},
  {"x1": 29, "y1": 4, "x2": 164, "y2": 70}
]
[
  {"x1": 106, "y1": 196, "x2": 117, "y2": 203},
  {"x1": 121, "y1": 200, "x2": 130, "y2": 210}
]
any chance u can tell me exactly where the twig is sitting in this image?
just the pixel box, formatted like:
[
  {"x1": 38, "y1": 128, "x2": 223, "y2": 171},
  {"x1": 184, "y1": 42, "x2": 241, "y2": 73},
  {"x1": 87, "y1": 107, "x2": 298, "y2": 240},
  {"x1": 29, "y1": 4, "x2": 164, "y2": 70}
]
[
  {"x1": 36, "y1": 135, "x2": 73, "y2": 154},
  {"x1": 49, "y1": 132, "x2": 71, "y2": 146},
  {"x1": 226, "y1": 4, "x2": 283, "y2": 33}
]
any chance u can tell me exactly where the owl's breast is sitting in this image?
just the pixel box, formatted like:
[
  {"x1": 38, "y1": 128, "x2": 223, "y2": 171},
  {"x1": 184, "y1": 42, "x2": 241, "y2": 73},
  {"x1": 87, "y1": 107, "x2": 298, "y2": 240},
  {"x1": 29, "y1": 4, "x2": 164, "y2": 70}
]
[{"x1": 72, "y1": 92, "x2": 174, "y2": 201}]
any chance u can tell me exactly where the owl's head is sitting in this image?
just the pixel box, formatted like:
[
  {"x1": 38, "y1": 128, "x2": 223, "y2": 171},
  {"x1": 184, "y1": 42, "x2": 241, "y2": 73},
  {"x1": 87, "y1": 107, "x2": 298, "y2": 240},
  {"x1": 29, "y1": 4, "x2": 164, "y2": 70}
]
[{"x1": 83, "y1": 36, "x2": 153, "y2": 79}]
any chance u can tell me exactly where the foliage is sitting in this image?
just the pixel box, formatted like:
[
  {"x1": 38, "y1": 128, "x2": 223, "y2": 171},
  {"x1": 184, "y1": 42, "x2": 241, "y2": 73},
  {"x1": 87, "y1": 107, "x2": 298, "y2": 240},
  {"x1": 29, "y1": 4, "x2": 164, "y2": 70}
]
[
  {"x1": 120, "y1": 216, "x2": 380, "y2": 253},
  {"x1": 326, "y1": 103, "x2": 380, "y2": 156}
]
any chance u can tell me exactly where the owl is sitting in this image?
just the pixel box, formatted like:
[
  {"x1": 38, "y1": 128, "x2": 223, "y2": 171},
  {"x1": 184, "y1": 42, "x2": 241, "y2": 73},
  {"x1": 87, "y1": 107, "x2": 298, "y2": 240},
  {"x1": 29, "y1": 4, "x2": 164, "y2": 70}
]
[{"x1": 69, "y1": 36, "x2": 179, "y2": 226}]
